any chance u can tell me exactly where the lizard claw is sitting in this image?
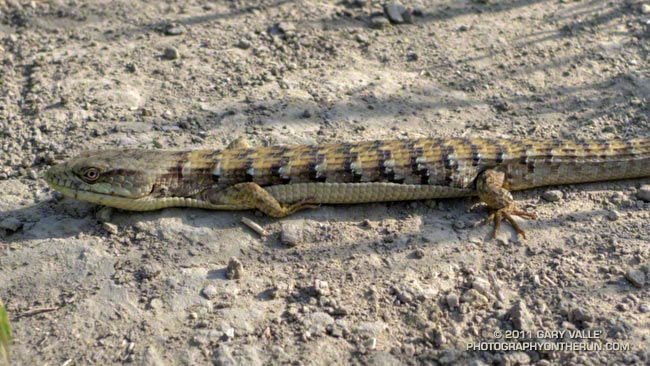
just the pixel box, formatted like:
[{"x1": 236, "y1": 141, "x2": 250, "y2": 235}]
[{"x1": 480, "y1": 208, "x2": 536, "y2": 239}]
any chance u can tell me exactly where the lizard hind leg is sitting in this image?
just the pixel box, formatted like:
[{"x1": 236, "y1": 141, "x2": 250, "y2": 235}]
[
  {"x1": 476, "y1": 170, "x2": 537, "y2": 239},
  {"x1": 204, "y1": 182, "x2": 318, "y2": 218}
]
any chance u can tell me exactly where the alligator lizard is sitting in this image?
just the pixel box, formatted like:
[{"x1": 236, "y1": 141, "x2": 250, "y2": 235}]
[{"x1": 44, "y1": 137, "x2": 650, "y2": 238}]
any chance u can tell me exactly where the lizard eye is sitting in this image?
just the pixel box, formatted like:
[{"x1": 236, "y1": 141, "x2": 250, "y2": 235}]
[{"x1": 81, "y1": 167, "x2": 100, "y2": 183}]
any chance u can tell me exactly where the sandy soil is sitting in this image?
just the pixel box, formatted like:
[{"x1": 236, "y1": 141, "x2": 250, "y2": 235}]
[{"x1": 1, "y1": 0, "x2": 650, "y2": 365}]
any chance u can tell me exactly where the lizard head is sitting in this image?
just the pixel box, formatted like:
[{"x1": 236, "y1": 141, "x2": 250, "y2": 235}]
[{"x1": 44, "y1": 149, "x2": 178, "y2": 210}]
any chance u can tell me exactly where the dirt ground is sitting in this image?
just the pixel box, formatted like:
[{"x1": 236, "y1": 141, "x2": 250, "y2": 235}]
[{"x1": 1, "y1": 0, "x2": 649, "y2": 365}]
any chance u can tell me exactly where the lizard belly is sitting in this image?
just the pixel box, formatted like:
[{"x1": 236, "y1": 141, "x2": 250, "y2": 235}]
[{"x1": 263, "y1": 182, "x2": 476, "y2": 204}]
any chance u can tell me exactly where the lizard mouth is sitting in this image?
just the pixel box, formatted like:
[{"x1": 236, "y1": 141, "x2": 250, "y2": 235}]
[{"x1": 44, "y1": 168, "x2": 212, "y2": 211}]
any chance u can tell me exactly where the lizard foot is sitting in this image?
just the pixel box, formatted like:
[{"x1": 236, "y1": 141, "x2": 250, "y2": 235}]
[
  {"x1": 480, "y1": 208, "x2": 537, "y2": 239},
  {"x1": 476, "y1": 169, "x2": 537, "y2": 240}
]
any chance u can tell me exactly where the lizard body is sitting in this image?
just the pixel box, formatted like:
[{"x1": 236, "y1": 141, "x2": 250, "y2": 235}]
[{"x1": 44, "y1": 137, "x2": 650, "y2": 237}]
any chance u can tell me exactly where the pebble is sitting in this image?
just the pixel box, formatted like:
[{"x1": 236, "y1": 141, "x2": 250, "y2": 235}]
[
  {"x1": 637, "y1": 184, "x2": 650, "y2": 202},
  {"x1": 141, "y1": 263, "x2": 162, "y2": 280},
  {"x1": 305, "y1": 311, "x2": 334, "y2": 334},
  {"x1": 164, "y1": 23, "x2": 184, "y2": 36},
  {"x1": 642, "y1": 4, "x2": 650, "y2": 14},
  {"x1": 363, "y1": 337, "x2": 377, "y2": 350},
  {"x1": 26, "y1": 168, "x2": 38, "y2": 180},
  {"x1": 95, "y1": 206, "x2": 113, "y2": 223},
  {"x1": 542, "y1": 190, "x2": 563, "y2": 202},
  {"x1": 163, "y1": 47, "x2": 180, "y2": 60},
  {"x1": 639, "y1": 303, "x2": 650, "y2": 313},
  {"x1": 277, "y1": 22, "x2": 296, "y2": 35},
  {"x1": 625, "y1": 268, "x2": 645, "y2": 288},
  {"x1": 385, "y1": 2, "x2": 407, "y2": 23},
  {"x1": 369, "y1": 16, "x2": 390, "y2": 29},
  {"x1": 226, "y1": 257, "x2": 244, "y2": 279},
  {"x1": 446, "y1": 293, "x2": 460, "y2": 309},
  {"x1": 0, "y1": 217, "x2": 23, "y2": 232},
  {"x1": 280, "y1": 221, "x2": 303, "y2": 247},
  {"x1": 509, "y1": 301, "x2": 534, "y2": 331},
  {"x1": 570, "y1": 307, "x2": 593, "y2": 323},
  {"x1": 314, "y1": 279, "x2": 330, "y2": 297},
  {"x1": 202, "y1": 284, "x2": 219, "y2": 299},
  {"x1": 102, "y1": 222, "x2": 119, "y2": 235},
  {"x1": 472, "y1": 277, "x2": 491, "y2": 297},
  {"x1": 236, "y1": 39, "x2": 251, "y2": 49},
  {"x1": 428, "y1": 327, "x2": 447, "y2": 345},
  {"x1": 355, "y1": 34, "x2": 369, "y2": 44},
  {"x1": 606, "y1": 210, "x2": 621, "y2": 221},
  {"x1": 460, "y1": 289, "x2": 488, "y2": 306}
]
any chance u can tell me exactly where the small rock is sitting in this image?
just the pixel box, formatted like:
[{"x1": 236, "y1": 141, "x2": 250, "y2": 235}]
[
  {"x1": 95, "y1": 206, "x2": 113, "y2": 223},
  {"x1": 606, "y1": 210, "x2": 620, "y2": 221},
  {"x1": 509, "y1": 300, "x2": 534, "y2": 331},
  {"x1": 102, "y1": 222, "x2": 119, "y2": 235},
  {"x1": 542, "y1": 190, "x2": 563, "y2": 202},
  {"x1": 637, "y1": 185, "x2": 650, "y2": 202},
  {"x1": 164, "y1": 23, "x2": 184, "y2": 36},
  {"x1": 141, "y1": 263, "x2": 162, "y2": 280},
  {"x1": 639, "y1": 303, "x2": 650, "y2": 313},
  {"x1": 446, "y1": 293, "x2": 460, "y2": 309},
  {"x1": 148, "y1": 298, "x2": 163, "y2": 310},
  {"x1": 412, "y1": 248, "x2": 425, "y2": 259},
  {"x1": 369, "y1": 16, "x2": 390, "y2": 29},
  {"x1": 570, "y1": 307, "x2": 593, "y2": 323},
  {"x1": 280, "y1": 221, "x2": 303, "y2": 247},
  {"x1": 202, "y1": 284, "x2": 219, "y2": 299},
  {"x1": 163, "y1": 47, "x2": 180, "y2": 60},
  {"x1": 226, "y1": 257, "x2": 244, "y2": 280},
  {"x1": 0, "y1": 217, "x2": 23, "y2": 232},
  {"x1": 305, "y1": 311, "x2": 334, "y2": 335},
  {"x1": 270, "y1": 282, "x2": 291, "y2": 299},
  {"x1": 26, "y1": 169, "x2": 38, "y2": 180},
  {"x1": 363, "y1": 337, "x2": 377, "y2": 350},
  {"x1": 277, "y1": 22, "x2": 296, "y2": 35},
  {"x1": 385, "y1": 2, "x2": 407, "y2": 23},
  {"x1": 472, "y1": 277, "x2": 491, "y2": 297},
  {"x1": 625, "y1": 268, "x2": 645, "y2": 288},
  {"x1": 314, "y1": 279, "x2": 330, "y2": 297},
  {"x1": 642, "y1": 4, "x2": 650, "y2": 14},
  {"x1": 236, "y1": 39, "x2": 251, "y2": 49},
  {"x1": 427, "y1": 327, "x2": 447, "y2": 345},
  {"x1": 406, "y1": 51, "x2": 418, "y2": 61},
  {"x1": 460, "y1": 289, "x2": 488, "y2": 306},
  {"x1": 355, "y1": 34, "x2": 369, "y2": 44}
]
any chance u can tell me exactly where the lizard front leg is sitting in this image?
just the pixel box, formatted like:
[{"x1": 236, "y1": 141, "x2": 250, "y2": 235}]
[
  {"x1": 202, "y1": 182, "x2": 318, "y2": 217},
  {"x1": 476, "y1": 170, "x2": 537, "y2": 239}
]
